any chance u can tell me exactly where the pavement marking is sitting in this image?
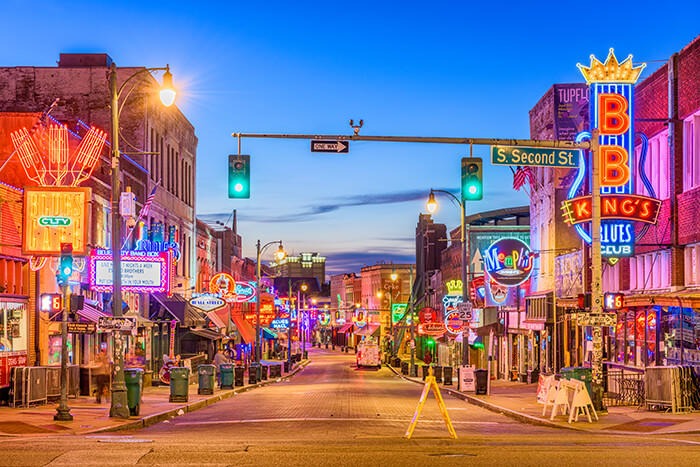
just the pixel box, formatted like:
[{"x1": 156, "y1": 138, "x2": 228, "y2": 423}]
[
  {"x1": 172, "y1": 417, "x2": 501, "y2": 426},
  {"x1": 97, "y1": 438, "x2": 153, "y2": 443}
]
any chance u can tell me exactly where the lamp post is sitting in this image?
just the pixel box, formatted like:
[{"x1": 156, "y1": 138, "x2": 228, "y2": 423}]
[
  {"x1": 108, "y1": 62, "x2": 176, "y2": 419},
  {"x1": 427, "y1": 189, "x2": 470, "y2": 367},
  {"x1": 389, "y1": 264, "x2": 415, "y2": 376},
  {"x1": 377, "y1": 287, "x2": 394, "y2": 357},
  {"x1": 255, "y1": 240, "x2": 286, "y2": 364},
  {"x1": 299, "y1": 283, "x2": 308, "y2": 357}
]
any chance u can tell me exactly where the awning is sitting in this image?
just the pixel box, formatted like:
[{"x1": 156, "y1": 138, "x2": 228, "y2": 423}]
[
  {"x1": 124, "y1": 311, "x2": 153, "y2": 327},
  {"x1": 77, "y1": 303, "x2": 110, "y2": 323},
  {"x1": 207, "y1": 310, "x2": 227, "y2": 329},
  {"x1": 150, "y1": 293, "x2": 206, "y2": 327},
  {"x1": 338, "y1": 323, "x2": 354, "y2": 333},
  {"x1": 231, "y1": 312, "x2": 256, "y2": 344},
  {"x1": 277, "y1": 332, "x2": 288, "y2": 340},
  {"x1": 355, "y1": 323, "x2": 380, "y2": 337},
  {"x1": 262, "y1": 328, "x2": 278, "y2": 339},
  {"x1": 184, "y1": 328, "x2": 223, "y2": 340}
]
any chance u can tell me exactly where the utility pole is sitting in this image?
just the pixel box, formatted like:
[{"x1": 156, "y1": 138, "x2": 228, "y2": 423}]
[
  {"x1": 53, "y1": 277, "x2": 72, "y2": 421},
  {"x1": 590, "y1": 129, "x2": 604, "y2": 410}
]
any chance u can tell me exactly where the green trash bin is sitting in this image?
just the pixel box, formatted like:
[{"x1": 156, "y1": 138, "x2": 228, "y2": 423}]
[
  {"x1": 561, "y1": 367, "x2": 593, "y2": 398},
  {"x1": 220, "y1": 363, "x2": 234, "y2": 389},
  {"x1": 124, "y1": 368, "x2": 143, "y2": 416},
  {"x1": 169, "y1": 367, "x2": 190, "y2": 403},
  {"x1": 198, "y1": 364, "x2": 215, "y2": 395}
]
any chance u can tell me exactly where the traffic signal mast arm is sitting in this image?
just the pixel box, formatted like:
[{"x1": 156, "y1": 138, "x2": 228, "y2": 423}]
[{"x1": 232, "y1": 132, "x2": 591, "y2": 150}]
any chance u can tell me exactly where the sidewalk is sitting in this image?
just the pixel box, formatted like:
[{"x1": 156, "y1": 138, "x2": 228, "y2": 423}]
[
  {"x1": 0, "y1": 360, "x2": 309, "y2": 438},
  {"x1": 387, "y1": 361, "x2": 700, "y2": 435}
]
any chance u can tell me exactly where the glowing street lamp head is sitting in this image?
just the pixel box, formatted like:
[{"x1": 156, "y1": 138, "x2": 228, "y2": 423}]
[
  {"x1": 426, "y1": 191, "x2": 438, "y2": 213},
  {"x1": 391, "y1": 266, "x2": 398, "y2": 282},
  {"x1": 301, "y1": 283, "x2": 308, "y2": 292},
  {"x1": 275, "y1": 244, "x2": 286, "y2": 261},
  {"x1": 159, "y1": 66, "x2": 176, "y2": 107},
  {"x1": 376, "y1": 291, "x2": 383, "y2": 298}
]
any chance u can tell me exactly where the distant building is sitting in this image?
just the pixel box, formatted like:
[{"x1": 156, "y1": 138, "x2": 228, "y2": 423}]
[{"x1": 270, "y1": 252, "x2": 326, "y2": 285}]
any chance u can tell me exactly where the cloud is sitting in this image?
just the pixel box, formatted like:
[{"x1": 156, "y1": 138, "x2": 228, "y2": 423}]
[
  {"x1": 324, "y1": 250, "x2": 416, "y2": 276},
  {"x1": 200, "y1": 188, "x2": 445, "y2": 224}
]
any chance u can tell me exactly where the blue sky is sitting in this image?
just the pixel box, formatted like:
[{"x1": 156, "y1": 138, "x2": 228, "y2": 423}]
[{"x1": 2, "y1": 0, "x2": 699, "y2": 276}]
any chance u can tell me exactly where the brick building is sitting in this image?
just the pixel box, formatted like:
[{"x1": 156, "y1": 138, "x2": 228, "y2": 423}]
[{"x1": 530, "y1": 36, "x2": 700, "y2": 373}]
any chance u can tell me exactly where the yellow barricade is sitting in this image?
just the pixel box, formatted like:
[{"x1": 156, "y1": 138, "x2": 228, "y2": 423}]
[{"x1": 404, "y1": 366, "x2": 457, "y2": 439}]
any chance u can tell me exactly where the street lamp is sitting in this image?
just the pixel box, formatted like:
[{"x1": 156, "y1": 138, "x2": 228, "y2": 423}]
[
  {"x1": 426, "y1": 188, "x2": 470, "y2": 367},
  {"x1": 106, "y1": 62, "x2": 176, "y2": 420},
  {"x1": 390, "y1": 264, "x2": 415, "y2": 376},
  {"x1": 300, "y1": 283, "x2": 308, "y2": 357},
  {"x1": 377, "y1": 288, "x2": 394, "y2": 357},
  {"x1": 255, "y1": 240, "x2": 286, "y2": 365}
]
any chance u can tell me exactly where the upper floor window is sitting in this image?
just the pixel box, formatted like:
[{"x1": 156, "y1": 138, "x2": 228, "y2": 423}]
[
  {"x1": 629, "y1": 250, "x2": 669, "y2": 291},
  {"x1": 635, "y1": 130, "x2": 669, "y2": 200},
  {"x1": 684, "y1": 111, "x2": 700, "y2": 191}
]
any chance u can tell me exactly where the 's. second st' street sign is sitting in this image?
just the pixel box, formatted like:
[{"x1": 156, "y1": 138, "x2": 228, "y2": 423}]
[
  {"x1": 491, "y1": 146, "x2": 579, "y2": 168},
  {"x1": 311, "y1": 140, "x2": 349, "y2": 153}
]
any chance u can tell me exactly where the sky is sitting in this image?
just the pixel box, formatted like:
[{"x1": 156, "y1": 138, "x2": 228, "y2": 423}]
[{"x1": 1, "y1": 0, "x2": 699, "y2": 277}]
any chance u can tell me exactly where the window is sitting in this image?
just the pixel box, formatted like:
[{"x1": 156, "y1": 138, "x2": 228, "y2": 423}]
[
  {"x1": 0, "y1": 301, "x2": 27, "y2": 352},
  {"x1": 684, "y1": 243, "x2": 700, "y2": 286},
  {"x1": 635, "y1": 130, "x2": 669, "y2": 199},
  {"x1": 683, "y1": 112, "x2": 700, "y2": 191},
  {"x1": 602, "y1": 262, "x2": 620, "y2": 293},
  {"x1": 629, "y1": 251, "x2": 670, "y2": 290}
]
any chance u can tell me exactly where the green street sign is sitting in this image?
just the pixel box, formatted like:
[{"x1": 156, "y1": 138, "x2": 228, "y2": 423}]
[{"x1": 491, "y1": 146, "x2": 579, "y2": 168}]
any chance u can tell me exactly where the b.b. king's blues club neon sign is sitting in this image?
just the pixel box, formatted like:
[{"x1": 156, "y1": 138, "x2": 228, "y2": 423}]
[{"x1": 564, "y1": 49, "x2": 659, "y2": 261}]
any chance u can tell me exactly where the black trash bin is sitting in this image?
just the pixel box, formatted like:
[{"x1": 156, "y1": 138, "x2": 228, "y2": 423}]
[
  {"x1": 260, "y1": 365, "x2": 268, "y2": 381},
  {"x1": 527, "y1": 369, "x2": 540, "y2": 384},
  {"x1": 421, "y1": 365, "x2": 430, "y2": 381},
  {"x1": 475, "y1": 369, "x2": 488, "y2": 395},
  {"x1": 443, "y1": 366, "x2": 453, "y2": 386},
  {"x1": 434, "y1": 365, "x2": 443, "y2": 383},
  {"x1": 249, "y1": 364, "x2": 259, "y2": 385},
  {"x1": 234, "y1": 366, "x2": 245, "y2": 387},
  {"x1": 197, "y1": 364, "x2": 215, "y2": 395},
  {"x1": 401, "y1": 362, "x2": 409, "y2": 375},
  {"x1": 283, "y1": 361, "x2": 290, "y2": 373}
]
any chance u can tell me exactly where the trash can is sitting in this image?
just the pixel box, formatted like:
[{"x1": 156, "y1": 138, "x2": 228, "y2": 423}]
[
  {"x1": 421, "y1": 365, "x2": 430, "y2": 381},
  {"x1": 249, "y1": 364, "x2": 259, "y2": 385},
  {"x1": 220, "y1": 363, "x2": 234, "y2": 389},
  {"x1": 198, "y1": 364, "x2": 215, "y2": 395},
  {"x1": 283, "y1": 361, "x2": 290, "y2": 373},
  {"x1": 401, "y1": 362, "x2": 409, "y2": 375},
  {"x1": 260, "y1": 365, "x2": 268, "y2": 381},
  {"x1": 303, "y1": 350, "x2": 308, "y2": 360},
  {"x1": 345, "y1": 347, "x2": 349, "y2": 353},
  {"x1": 443, "y1": 366, "x2": 453, "y2": 386},
  {"x1": 434, "y1": 365, "x2": 443, "y2": 384},
  {"x1": 527, "y1": 369, "x2": 540, "y2": 384},
  {"x1": 169, "y1": 367, "x2": 190, "y2": 403},
  {"x1": 560, "y1": 367, "x2": 593, "y2": 397},
  {"x1": 475, "y1": 369, "x2": 488, "y2": 395},
  {"x1": 124, "y1": 368, "x2": 143, "y2": 416},
  {"x1": 234, "y1": 366, "x2": 245, "y2": 387},
  {"x1": 325, "y1": 343, "x2": 329, "y2": 349}
]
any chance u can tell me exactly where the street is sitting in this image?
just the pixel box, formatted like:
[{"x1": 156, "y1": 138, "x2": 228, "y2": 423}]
[{"x1": 2, "y1": 349, "x2": 700, "y2": 466}]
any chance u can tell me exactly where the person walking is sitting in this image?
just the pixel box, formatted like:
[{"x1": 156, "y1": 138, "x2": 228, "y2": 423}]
[
  {"x1": 213, "y1": 348, "x2": 228, "y2": 386},
  {"x1": 92, "y1": 349, "x2": 110, "y2": 403}
]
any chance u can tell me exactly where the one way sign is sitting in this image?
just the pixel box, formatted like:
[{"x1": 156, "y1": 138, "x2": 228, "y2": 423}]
[{"x1": 311, "y1": 140, "x2": 349, "y2": 153}]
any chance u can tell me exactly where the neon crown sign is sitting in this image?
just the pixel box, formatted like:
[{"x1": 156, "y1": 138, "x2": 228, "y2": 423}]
[{"x1": 564, "y1": 49, "x2": 659, "y2": 261}]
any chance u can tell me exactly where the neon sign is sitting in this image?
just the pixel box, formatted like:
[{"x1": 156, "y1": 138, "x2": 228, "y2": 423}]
[
  {"x1": 353, "y1": 307, "x2": 367, "y2": 328},
  {"x1": 319, "y1": 312, "x2": 331, "y2": 326},
  {"x1": 562, "y1": 193, "x2": 661, "y2": 225},
  {"x1": 392, "y1": 303, "x2": 410, "y2": 323},
  {"x1": 417, "y1": 322, "x2": 446, "y2": 336},
  {"x1": 483, "y1": 237, "x2": 533, "y2": 287},
  {"x1": 89, "y1": 249, "x2": 172, "y2": 293},
  {"x1": 271, "y1": 318, "x2": 290, "y2": 330},
  {"x1": 567, "y1": 49, "x2": 651, "y2": 258},
  {"x1": 234, "y1": 281, "x2": 257, "y2": 302},
  {"x1": 445, "y1": 279, "x2": 462, "y2": 295},
  {"x1": 23, "y1": 187, "x2": 90, "y2": 255},
  {"x1": 444, "y1": 311, "x2": 464, "y2": 335},
  {"x1": 210, "y1": 273, "x2": 237, "y2": 302},
  {"x1": 135, "y1": 239, "x2": 181, "y2": 261}
]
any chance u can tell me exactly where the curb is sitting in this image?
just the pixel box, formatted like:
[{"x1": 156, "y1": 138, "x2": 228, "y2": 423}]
[
  {"x1": 82, "y1": 360, "x2": 311, "y2": 435},
  {"x1": 386, "y1": 364, "x2": 578, "y2": 432}
]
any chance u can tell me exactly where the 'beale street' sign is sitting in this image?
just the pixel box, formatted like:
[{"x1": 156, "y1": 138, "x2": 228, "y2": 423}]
[{"x1": 491, "y1": 146, "x2": 579, "y2": 168}]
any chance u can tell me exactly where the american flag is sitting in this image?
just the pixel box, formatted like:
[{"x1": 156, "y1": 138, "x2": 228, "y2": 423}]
[
  {"x1": 513, "y1": 166, "x2": 533, "y2": 191},
  {"x1": 140, "y1": 185, "x2": 158, "y2": 218}
]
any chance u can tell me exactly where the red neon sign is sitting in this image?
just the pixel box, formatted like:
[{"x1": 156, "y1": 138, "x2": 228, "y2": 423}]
[
  {"x1": 562, "y1": 194, "x2": 661, "y2": 226},
  {"x1": 417, "y1": 322, "x2": 447, "y2": 336}
]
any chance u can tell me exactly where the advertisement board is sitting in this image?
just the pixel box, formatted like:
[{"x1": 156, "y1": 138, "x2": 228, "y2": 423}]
[
  {"x1": 89, "y1": 249, "x2": 171, "y2": 293},
  {"x1": 553, "y1": 83, "x2": 590, "y2": 141}
]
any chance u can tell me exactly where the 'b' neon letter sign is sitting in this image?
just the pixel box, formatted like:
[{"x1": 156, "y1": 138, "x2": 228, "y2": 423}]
[{"x1": 598, "y1": 93, "x2": 632, "y2": 187}]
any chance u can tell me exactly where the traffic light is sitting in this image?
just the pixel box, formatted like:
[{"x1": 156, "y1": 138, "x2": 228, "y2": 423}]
[
  {"x1": 228, "y1": 154, "x2": 250, "y2": 199},
  {"x1": 59, "y1": 242, "x2": 73, "y2": 279},
  {"x1": 461, "y1": 157, "x2": 483, "y2": 201}
]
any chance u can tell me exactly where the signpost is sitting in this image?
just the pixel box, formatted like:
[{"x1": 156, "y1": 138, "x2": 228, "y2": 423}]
[
  {"x1": 491, "y1": 146, "x2": 579, "y2": 168},
  {"x1": 310, "y1": 140, "x2": 349, "y2": 153},
  {"x1": 98, "y1": 317, "x2": 137, "y2": 332},
  {"x1": 67, "y1": 322, "x2": 97, "y2": 334}
]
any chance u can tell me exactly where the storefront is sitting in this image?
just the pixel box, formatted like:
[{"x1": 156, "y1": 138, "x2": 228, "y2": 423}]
[{"x1": 0, "y1": 299, "x2": 29, "y2": 390}]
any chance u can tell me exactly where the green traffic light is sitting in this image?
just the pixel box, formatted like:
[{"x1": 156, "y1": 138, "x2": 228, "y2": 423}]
[
  {"x1": 228, "y1": 155, "x2": 250, "y2": 199},
  {"x1": 461, "y1": 157, "x2": 483, "y2": 201}
]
